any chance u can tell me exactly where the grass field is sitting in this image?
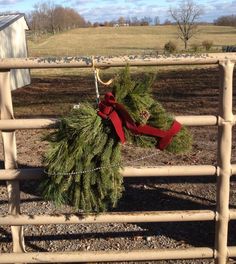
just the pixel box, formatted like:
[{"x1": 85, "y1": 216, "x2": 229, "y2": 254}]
[
  {"x1": 27, "y1": 25, "x2": 236, "y2": 76},
  {"x1": 28, "y1": 25, "x2": 236, "y2": 57}
]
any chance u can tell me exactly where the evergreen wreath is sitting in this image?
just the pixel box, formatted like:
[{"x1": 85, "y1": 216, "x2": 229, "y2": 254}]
[{"x1": 40, "y1": 66, "x2": 192, "y2": 212}]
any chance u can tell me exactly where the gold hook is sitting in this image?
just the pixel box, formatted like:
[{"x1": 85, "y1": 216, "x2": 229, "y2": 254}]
[
  {"x1": 95, "y1": 68, "x2": 114, "y2": 86},
  {"x1": 91, "y1": 56, "x2": 114, "y2": 86}
]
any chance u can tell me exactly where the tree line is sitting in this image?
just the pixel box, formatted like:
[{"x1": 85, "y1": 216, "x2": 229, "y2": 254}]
[
  {"x1": 214, "y1": 15, "x2": 236, "y2": 27},
  {"x1": 93, "y1": 16, "x2": 160, "y2": 27},
  {"x1": 28, "y1": 1, "x2": 88, "y2": 34}
]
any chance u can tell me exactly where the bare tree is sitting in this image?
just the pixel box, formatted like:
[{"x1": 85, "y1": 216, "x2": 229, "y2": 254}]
[
  {"x1": 47, "y1": 1, "x2": 56, "y2": 34},
  {"x1": 118, "y1": 16, "x2": 125, "y2": 25},
  {"x1": 140, "y1": 16, "x2": 152, "y2": 26},
  {"x1": 154, "y1": 16, "x2": 160, "y2": 25},
  {"x1": 28, "y1": 1, "x2": 87, "y2": 35},
  {"x1": 163, "y1": 19, "x2": 172, "y2": 25},
  {"x1": 169, "y1": 0, "x2": 203, "y2": 49},
  {"x1": 214, "y1": 15, "x2": 236, "y2": 27}
]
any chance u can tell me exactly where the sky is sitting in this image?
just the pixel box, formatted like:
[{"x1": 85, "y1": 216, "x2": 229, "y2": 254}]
[{"x1": 0, "y1": 0, "x2": 236, "y2": 23}]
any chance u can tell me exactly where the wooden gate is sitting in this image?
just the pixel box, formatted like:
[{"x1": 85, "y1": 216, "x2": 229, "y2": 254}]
[{"x1": 0, "y1": 53, "x2": 235, "y2": 264}]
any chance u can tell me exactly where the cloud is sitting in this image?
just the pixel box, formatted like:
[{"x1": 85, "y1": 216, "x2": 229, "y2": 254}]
[
  {"x1": 62, "y1": 0, "x2": 71, "y2": 3},
  {"x1": 203, "y1": 0, "x2": 236, "y2": 21},
  {"x1": 77, "y1": 2, "x2": 169, "y2": 23},
  {"x1": 124, "y1": 0, "x2": 143, "y2": 3},
  {"x1": 74, "y1": 0, "x2": 94, "y2": 4},
  {"x1": 0, "y1": 0, "x2": 20, "y2": 4},
  {"x1": 74, "y1": 0, "x2": 236, "y2": 23}
]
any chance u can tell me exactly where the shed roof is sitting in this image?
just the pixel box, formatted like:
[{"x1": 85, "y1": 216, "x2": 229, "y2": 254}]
[{"x1": 0, "y1": 13, "x2": 27, "y2": 31}]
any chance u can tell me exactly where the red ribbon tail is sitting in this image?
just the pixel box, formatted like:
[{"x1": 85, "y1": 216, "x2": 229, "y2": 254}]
[
  {"x1": 135, "y1": 120, "x2": 182, "y2": 150},
  {"x1": 158, "y1": 121, "x2": 182, "y2": 150},
  {"x1": 108, "y1": 111, "x2": 126, "y2": 144},
  {"x1": 98, "y1": 92, "x2": 182, "y2": 150}
]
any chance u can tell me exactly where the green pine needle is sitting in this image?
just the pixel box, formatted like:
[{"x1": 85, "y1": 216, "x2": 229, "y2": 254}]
[{"x1": 40, "y1": 65, "x2": 192, "y2": 213}]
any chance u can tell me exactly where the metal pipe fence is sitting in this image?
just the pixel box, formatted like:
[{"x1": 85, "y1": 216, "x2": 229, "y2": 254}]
[{"x1": 0, "y1": 53, "x2": 235, "y2": 264}]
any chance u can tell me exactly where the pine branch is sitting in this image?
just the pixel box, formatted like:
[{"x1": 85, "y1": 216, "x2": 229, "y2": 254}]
[{"x1": 41, "y1": 65, "x2": 192, "y2": 213}]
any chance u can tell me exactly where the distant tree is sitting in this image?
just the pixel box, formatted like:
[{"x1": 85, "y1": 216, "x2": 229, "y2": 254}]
[
  {"x1": 140, "y1": 16, "x2": 152, "y2": 26},
  {"x1": 118, "y1": 16, "x2": 125, "y2": 25},
  {"x1": 86, "y1": 21, "x2": 92, "y2": 27},
  {"x1": 28, "y1": 1, "x2": 87, "y2": 34},
  {"x1": 46, "y1": 1, "x2": 56, "y2": 34},
  {"x1": 109, "y1": 20, "x2": 117, "y2": 26},
  {"x1": 30, "y1": 2, "x2": 50, "y2": 33},
  {"x1": 93, "y1": 22, "x2": 99, "y2": 27},
  {"x1": 169, "y1": 0, "x2": 203, "y2": 49},
  {"x1": 125, "y1": 17, "x2": 131, "y2": 26},
  {"x1": 104, "y1": 21, "x2": 110, "y2": 27},
  {"x1": 154, "y1": 16, "x2": 160, "y2": 25},
  {"x1": 214, "y1": 15, "x2": 236, "y2": 27},
  {"x1": 163, "y1": 19, "x2": 172, "y2": 25},
  {"x1": 131, "y1": 16, "x2": 139, "y2": 26},
  {"x1": 53, "y1": 6, "x2": 86, "y2": 31}
]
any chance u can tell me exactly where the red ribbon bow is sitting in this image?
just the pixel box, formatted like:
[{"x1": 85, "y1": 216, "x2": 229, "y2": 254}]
[{"x1": 98, "y1": 92, "x2": 182, "y2": 150}]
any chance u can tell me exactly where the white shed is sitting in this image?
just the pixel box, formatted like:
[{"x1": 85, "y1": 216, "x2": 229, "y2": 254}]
[{"x1": 0, "y1": 13, "x2": 31, "y2": 90}]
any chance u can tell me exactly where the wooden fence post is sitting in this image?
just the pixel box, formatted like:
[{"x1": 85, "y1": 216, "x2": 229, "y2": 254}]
[
  {"x1": 0, "y1": 70, "x2": 25, "y2": 254},
  {"x1": 215, "y1": 60, "x2": 235, "y2": 264}
]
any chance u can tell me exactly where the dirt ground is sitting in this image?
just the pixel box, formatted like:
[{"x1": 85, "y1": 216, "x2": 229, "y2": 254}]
[{"x1": 0, "y1": 66, "x2": 236, "y2": 264}]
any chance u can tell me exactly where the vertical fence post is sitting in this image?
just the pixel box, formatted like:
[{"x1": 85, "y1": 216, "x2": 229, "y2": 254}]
[
  {"x1": 0, "y1": 70, "x2": 25, "y2": 254},
  {"x1": 215, "y1": 60, "x2": 235, "y2": 264}
]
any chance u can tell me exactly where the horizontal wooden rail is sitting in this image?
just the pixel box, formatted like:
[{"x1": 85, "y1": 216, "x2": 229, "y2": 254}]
[
  {"x1": 231, "y1": 164, "x2": 236, "y2": 175},
  {"x1": 123, "y1": 165, "x2": 217, "y2": 177},
  {"x1": 0, "y1": 168, "x2": 43, "y2": 180},
  {"x1": 0, "y1": 210, "x2": 235, "y2": 227},
  {"x1": 176, "y1": 115, "x2": 218, "y2": 126},
  {"x1": 0, "y1": 118, "x2": 58, "y2": 130},
  {"x1": 0, "y1": 165, "x2": 218, "y2": 181},
  {"x1": 230, "y1": 210, "x2": 236, "y2": 220},
  {"x1": 228, "y1": 246, "x2": 236, "y2": 257},
  {"x1": 0, "y1": 210, "x2": 216, "y2": 225},
  {"x1": 0, "y1": 114, "x2": 233, "y2": 131},
  {"x1": 0, "y1": 115, "x2": 220, "y2": 130},
  {"x1": 0, "y1": 53, "x2": 235, "y2": 70},
  {"x1": 0, "y1": 114, "x2": 235, "y2": 131},
  {"x1": 0, "y1": 248, "x2": 214, "y2": 263}
]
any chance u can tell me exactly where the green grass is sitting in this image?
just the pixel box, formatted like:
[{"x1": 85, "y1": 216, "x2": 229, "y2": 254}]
[{"x1": 27, "y1": 25, "x2": 236, "y2": 76}]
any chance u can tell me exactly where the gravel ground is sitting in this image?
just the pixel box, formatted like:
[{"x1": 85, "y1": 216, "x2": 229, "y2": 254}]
[{"x1": 0, "y1": 67, "x2": 236, "y2": 263}]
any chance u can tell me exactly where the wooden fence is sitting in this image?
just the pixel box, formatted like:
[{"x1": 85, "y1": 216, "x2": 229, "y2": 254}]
[{"x1": 0, "y1": 53, "x2": 236, "y2": 264}]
